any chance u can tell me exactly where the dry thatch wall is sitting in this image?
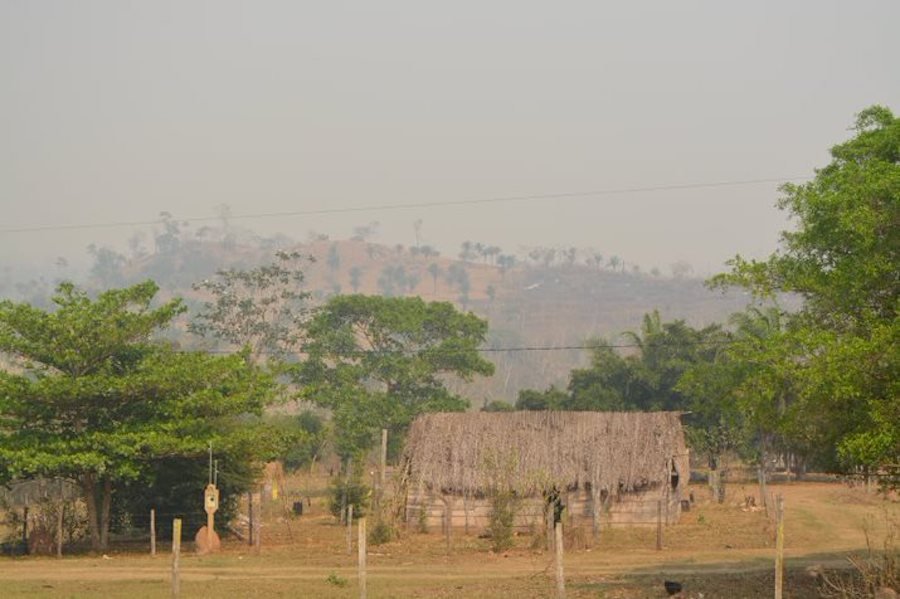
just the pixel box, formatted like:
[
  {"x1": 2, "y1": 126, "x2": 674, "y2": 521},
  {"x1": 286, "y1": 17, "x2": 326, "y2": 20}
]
[{"x1": 403, "y1": 411, "x2": 688, "y2": 499}]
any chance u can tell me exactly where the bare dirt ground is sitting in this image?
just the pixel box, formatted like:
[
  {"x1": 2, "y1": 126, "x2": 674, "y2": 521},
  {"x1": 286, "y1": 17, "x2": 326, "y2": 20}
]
[{"x1": 1, "y1": 480, "x2": 897, "y2": 598}]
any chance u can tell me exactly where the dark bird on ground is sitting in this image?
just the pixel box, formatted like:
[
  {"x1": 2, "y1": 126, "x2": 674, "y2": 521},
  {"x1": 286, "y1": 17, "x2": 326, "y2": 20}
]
[{"x1": 664, "y1": 580, "x2": 683, "y2": 595}]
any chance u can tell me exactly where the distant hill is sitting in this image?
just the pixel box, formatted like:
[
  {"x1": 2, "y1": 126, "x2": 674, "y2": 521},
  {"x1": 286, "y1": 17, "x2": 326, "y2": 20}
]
[{"x1": 3, "y1": 233, "x2": 758, "y2": 404}]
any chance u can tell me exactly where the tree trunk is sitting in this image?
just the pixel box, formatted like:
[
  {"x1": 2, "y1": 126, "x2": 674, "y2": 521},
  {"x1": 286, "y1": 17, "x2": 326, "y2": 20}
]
[
  {"x1": 82, "y1": 473, "x2": 102, "y2": 552},
  {"x1": 81, "y1": 473, "x2": 112, "y2": 553},
  {"x1": 99, "y1": 478, "x2": 112, "y2": 550}
]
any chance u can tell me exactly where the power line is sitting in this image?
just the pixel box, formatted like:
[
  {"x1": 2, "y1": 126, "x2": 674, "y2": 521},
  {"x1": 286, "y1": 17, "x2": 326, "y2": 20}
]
[
  {"x1": 198, "y1": 338, "x2": 736, "y2": 357},
  {"x1": 0, "y1": 176, "x2": 810, "y2": 235}
]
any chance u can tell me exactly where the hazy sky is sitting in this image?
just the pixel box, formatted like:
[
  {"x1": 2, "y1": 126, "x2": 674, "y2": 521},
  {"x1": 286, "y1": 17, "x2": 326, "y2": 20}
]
[{"x1": 2, "y1": 0, "x2": 898, "y2": 276}]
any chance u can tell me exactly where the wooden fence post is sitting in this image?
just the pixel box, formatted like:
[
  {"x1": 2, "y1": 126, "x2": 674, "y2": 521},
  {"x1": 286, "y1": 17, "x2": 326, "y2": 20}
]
[
  {"x1": 546, "y1": 504, "x2": 555, "y2": 551},
  {"x1": 254, "y1": 491, "x2": 262, "y2": 554},
  {"x1": 171, "y1": 518, "x2": 182, "y2": 598},
  {"x1": 555, "y1": 521, "x2": 565, "y2": 599},
  {"x1": 759, "y1": 464, "x2": 770, "y2": 518},
  {"x1": 443, "y1": 499, "x2": 451, "y2": 553},
  {"x1": 150, "y1": 508, "x2": 156, "y2": 557},
  {"x1": 56, "y1": 479, "x2": 64, "y2": 558},
  {"x1": 358, "y1": 517, "x2": 367, "y2": 599},
  {"x1": 347, "y1": 505, "x2": 354, "y2": 555},
  {"x1": 22, "y1": 506, "x2": 28, "y2": 554},
  {"x1": 656, "y1": 500, "x2": 663, "y2": 551},
  {"x1": 248, "y1": 491, "x2": 254, "y2": 546},
  {"x1": 380, "y1": 429, "x2": 388, "y2": 493},
  {"x1": 775, "y1": 494, "x2": 784, "y2": 599}
]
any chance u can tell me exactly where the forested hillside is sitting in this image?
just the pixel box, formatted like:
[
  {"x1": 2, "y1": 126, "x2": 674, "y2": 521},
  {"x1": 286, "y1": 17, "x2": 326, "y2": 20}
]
[{"x1": 0, "y1": 231, "x2": 753, "y2": 404}]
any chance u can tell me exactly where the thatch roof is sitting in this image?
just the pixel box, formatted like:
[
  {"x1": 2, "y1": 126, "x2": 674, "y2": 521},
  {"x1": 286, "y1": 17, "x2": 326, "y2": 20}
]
[{"x1": 403, "y1": 411, "x2": 688, "y2": 497}]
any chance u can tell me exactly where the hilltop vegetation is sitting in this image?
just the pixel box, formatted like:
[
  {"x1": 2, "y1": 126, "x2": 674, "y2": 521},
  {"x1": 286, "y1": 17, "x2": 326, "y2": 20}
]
[{"x1": 0, "y1": 228, "x2": 754, "y2": 404}]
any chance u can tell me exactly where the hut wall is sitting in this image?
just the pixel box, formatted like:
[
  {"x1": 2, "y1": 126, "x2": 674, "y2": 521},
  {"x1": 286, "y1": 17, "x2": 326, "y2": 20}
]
[{"x1": 407, "y1": 485, "x2": 682, "y2": 532}]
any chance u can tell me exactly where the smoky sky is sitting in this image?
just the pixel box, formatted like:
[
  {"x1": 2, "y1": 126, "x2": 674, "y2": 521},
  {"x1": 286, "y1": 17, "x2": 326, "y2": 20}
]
[{"x1": 1, "y1": 0, "x2": 898, "y2": 276}]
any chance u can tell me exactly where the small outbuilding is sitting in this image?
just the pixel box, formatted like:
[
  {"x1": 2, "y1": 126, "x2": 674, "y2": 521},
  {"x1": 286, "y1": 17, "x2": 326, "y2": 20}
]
[{"x1": 401, "y1": 411, "x2": 688, "y2": 534}]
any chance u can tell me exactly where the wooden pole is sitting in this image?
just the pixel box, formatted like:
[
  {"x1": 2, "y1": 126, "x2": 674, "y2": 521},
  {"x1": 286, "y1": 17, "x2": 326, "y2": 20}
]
[
  {"x1": 380, "y1": 428, "x2": 388, "y2": 493},
  {"x1": 656, "y1": 500, "x2": 663, "y2": 551},
  {"x1": 171, "y1": 518, "x2": 182, "y2": 598},
  {"x1": 56, "y1": 479, "x2": 64, "y2": 558},
  {"x1": 254, "y1": 491, "x2": 262, "y2": 554},
  {"x1": 22, "y1": 506, "x2": 28, "y2": 554},
  {"x1": 775, "y1": 494, "x2": 784, "y2": 599},
  {"x1": 546, "y1": 502, "x2": 555, "y2": 551},
  {"x1": 247, "y1": 491, "x2": 254, "y2": 546},
  {"x1": 347, "y1": 504, "x2": 354, "y2": 555},
  {"x1": 150, "y1": 509, "x2": 157, "y2": 557},
  {"x1": 358, "y1": 517, "x2": 367, "y2": 599},
  {"x1": 463, "y1": 492, "x2": 470, "y2": 536},
  {"x1": 759, "y1": 463, "x2": 770, "y2": 517},
  {"x1": 554, "y1": 521, "x2": 566, "y2": 599},
  {"x1": 444, "y1": 499, "x2": 451, "y2": 553},
  {"x1": 207, "y1": 508, "x2": 214, "y2": 550}
]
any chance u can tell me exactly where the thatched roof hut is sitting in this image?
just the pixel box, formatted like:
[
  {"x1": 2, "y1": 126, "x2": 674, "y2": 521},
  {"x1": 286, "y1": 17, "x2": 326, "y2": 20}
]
[{"x1": 404, "y1": 411, "x2": 688, "y2": 497}]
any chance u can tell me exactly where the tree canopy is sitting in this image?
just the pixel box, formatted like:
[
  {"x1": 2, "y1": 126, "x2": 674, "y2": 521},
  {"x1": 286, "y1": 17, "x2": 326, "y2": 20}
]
[
  {"x1": 297, "y1": 294, "x2": 494, "y2": 460},
  {"x1": 0, "y1": 281, "x2": 279, "y2": 550},
  {"x1": 711, "y1": 106, "x2": 899, "y2": 482}
]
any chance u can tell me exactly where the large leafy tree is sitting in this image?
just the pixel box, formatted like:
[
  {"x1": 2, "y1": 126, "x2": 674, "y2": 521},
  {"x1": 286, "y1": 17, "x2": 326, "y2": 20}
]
[
  {"x1": 711, "y1": 106, "x2": 899, "y2": 482},
  {"x1": 189, "y1": 250, "x2": 313, "y2": 361},
  {"x1": 0, "y1": 282, "x2": 278, "y2": 551},
  {"x1": 297, "y1": 295, "x2": 494, "y2": 461},
  {"x1": 565, "y1": 312, "x2": 727, "y2": 412}
]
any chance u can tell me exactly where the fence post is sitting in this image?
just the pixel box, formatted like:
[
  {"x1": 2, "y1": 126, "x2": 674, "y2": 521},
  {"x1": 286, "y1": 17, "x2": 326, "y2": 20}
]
[
  {"x1": 22, "y1": 506, "x2": 28, "y2": 553},
  {"x1": 150, "y1": 508, "x2": 156, "y2": 557},
  {"x1": 380, "y1": 429, "x2": 388, "y2": 493},
  {"x1": 656, "y1": 500, "x2": 663, "y2": 551},
  {"x1": 775, "y1": 494, "x2": 784, "y2": 599},
  {"x1": 247, "y1": 492, "x2": 253, "y2": 546},
  {"x1": 57, "y1": 478, "x2": 64, "y2": 558},
  {"x1": 171, "y1": 518, "x2": 182, "y2": 598},
  {"x1": 546, "y1": 502, "x2": 555, "y2": 551},
  {"x1": 358, "y1": 517, "x2": 367, "y2": 599},
  {"x1": 444, "y1": 499, "x2": 451, "y2": 553},
  {"x1": 347, "y1": 504, "x2": 354, "y2": 555},
  {"x1": 555, "y1": 521, "x2": 566, "y2": 599},
  {"x1": 254, "y1": 490, "x2": 262, "y2": 554}
]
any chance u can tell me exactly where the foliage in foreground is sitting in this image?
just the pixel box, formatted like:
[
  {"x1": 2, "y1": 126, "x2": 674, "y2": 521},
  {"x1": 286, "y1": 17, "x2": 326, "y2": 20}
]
[
  {"x1": 0, "y1": 281, "x2": 282, "y2": 551},
  {"x1": 710, "y1": 105, "x2": 899, "y2": 482}
]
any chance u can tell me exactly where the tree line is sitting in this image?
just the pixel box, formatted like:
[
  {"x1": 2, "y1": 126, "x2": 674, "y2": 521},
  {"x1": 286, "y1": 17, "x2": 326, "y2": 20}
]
[
  {"x1": 0, "y1": 105, "x2": 896, "y2": 552},
  {"x1": 492, "y1": 106, "x2": 899, "y2": 492}
]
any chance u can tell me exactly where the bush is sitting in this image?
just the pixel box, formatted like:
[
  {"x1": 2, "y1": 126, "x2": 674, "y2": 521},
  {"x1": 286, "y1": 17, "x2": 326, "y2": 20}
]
[
  {"x1": 486, "y1": 490, "x2": 518, "y2": 552},
  {"x1": 368, "y1": 519, "x2": 396, "y2": 546},
  {"x1": 327, "y1": 476, "x2": 370, "y2": 520}
]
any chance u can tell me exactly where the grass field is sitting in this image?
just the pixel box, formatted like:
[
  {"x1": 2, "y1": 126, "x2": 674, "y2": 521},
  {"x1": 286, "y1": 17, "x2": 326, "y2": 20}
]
[{"x1": 1, "y1": 480, "x2": 897, "y2": 598}]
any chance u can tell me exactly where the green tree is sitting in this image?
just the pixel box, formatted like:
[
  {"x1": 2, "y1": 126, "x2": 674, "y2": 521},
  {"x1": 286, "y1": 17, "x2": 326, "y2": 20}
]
[
  {"x1": 297, "y1": 295, "x2": 494, "y2": 462},
  {"x1": 481, "y1": 399, "x2": 515, "y2": 412},
  {"x1": 710, "y1": 106, "x2": 899, "y2": 482},
  {"x1": 565, "y1": 316, "x2": 726, "y2": 413},
  {"x1": 190, "y1": 250, "x2": 313, "y2": 360},
  {"x1": 0, "y1": 282, "x2": 278, "y2": 551},
  {"x1": 515, "y1": 386, "x2": 567, "y2": 410}
]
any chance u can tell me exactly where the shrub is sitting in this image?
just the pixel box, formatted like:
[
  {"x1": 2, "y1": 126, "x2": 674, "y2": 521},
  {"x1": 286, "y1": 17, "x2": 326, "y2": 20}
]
[
  {"x1": 327, "y1": 476, "x2": 369, "y2": 520},
  {"x1": 486, "y1": 490, "x2": 518, "y2": 552},
  {"x1": 368, "y1": 519, "x2": 396, "y2": 546}
]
